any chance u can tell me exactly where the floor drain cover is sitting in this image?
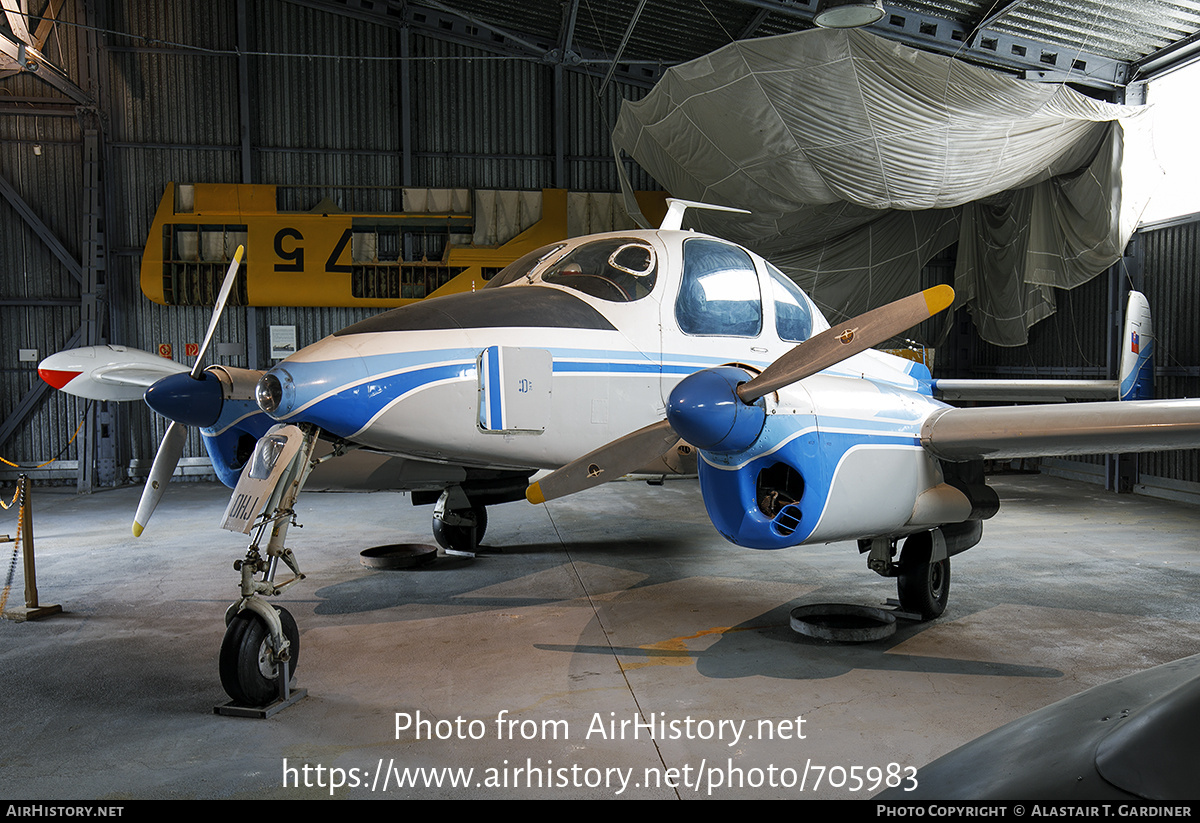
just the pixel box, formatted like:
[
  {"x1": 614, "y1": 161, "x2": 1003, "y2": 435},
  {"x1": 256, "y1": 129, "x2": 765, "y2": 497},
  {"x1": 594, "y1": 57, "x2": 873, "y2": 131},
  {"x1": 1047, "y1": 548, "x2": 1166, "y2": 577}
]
[
  {"x1": 790, "y1": 603, "x2": 896, "y2": 643},
  {"x1": 359, "y1": 543, "x2": 439, "y2": 570}
]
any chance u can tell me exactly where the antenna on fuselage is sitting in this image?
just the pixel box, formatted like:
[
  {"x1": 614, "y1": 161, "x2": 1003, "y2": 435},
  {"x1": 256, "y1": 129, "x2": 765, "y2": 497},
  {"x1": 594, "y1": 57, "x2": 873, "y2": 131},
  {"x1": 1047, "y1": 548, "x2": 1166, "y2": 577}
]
[{"x1": 659, "y1": 198, "x2": 750, "y2": 231}]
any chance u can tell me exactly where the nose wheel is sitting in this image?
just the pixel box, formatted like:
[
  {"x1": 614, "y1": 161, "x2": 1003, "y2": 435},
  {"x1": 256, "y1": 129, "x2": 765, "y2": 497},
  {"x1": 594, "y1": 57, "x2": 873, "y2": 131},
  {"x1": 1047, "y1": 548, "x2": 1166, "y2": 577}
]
[{"x1": 219, "y1": 605, "x2": 300, "y2": 707}]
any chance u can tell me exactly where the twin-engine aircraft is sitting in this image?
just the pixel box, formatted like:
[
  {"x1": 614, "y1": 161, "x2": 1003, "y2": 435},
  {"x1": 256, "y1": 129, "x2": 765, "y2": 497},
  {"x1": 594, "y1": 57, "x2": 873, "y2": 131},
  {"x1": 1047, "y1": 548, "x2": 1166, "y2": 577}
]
[{"x1": 38, "y1": 200, "x2": 1200, "y2": 707}]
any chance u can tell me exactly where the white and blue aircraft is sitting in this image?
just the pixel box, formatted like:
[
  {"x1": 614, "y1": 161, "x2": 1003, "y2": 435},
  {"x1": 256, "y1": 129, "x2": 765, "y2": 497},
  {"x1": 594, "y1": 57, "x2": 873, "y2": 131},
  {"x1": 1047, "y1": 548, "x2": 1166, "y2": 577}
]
[{"x1": 37, "y1": 200, "x2": 1200, "y2": 707}]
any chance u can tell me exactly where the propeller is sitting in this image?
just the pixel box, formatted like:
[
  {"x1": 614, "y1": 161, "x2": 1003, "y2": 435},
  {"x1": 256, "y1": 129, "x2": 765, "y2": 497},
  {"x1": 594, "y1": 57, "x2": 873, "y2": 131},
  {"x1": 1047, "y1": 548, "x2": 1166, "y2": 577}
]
[
  {"x1": 132, "y1": 245, "x2": 244, "y2": 536},
  {"x1": 527, "y1": 284, "x2": 954, "y2": 504}
]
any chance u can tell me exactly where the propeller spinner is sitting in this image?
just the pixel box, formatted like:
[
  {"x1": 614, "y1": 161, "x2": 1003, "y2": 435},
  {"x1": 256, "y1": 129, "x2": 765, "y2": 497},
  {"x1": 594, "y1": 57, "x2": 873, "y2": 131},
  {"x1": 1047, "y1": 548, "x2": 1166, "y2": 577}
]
[{"x1": 527, "y1": 285, "x2": 954, "y2": 504}]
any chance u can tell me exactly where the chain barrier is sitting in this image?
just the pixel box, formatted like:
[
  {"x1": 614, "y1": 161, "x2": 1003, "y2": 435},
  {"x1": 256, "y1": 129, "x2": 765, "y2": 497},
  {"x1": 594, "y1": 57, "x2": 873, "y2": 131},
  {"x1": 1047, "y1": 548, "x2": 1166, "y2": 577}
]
[
  {"x1": 0, "y1": 477, "x2": 25, "y2": 614},
  {"x1": 0, "y1": 404, "x2": 91, "y2": 470}
]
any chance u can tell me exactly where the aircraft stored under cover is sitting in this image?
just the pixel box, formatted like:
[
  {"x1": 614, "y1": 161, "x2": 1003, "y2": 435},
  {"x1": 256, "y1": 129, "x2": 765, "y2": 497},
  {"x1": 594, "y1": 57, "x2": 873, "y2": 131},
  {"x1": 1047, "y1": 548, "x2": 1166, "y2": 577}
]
[{"x1": 38, "y1": 199, "x2": 1200, "y2": 707}]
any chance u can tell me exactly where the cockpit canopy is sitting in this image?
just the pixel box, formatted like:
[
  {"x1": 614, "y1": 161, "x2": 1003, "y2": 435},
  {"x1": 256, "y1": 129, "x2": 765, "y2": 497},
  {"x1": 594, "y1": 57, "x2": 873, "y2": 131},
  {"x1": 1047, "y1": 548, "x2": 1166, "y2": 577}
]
[
  {"x1": 486, "y1": 237, "x2": 657, "y2": 303},
  {"x1": 486, "y1": 232, "x2": 816, "y2": 343}
]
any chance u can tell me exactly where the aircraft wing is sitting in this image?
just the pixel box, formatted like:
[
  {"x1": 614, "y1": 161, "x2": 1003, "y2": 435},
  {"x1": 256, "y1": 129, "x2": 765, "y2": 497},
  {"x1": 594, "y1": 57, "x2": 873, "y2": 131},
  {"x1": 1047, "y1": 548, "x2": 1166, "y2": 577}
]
[{"x1": 921, "y1": 399, "x2": 1200, "y2": 460}]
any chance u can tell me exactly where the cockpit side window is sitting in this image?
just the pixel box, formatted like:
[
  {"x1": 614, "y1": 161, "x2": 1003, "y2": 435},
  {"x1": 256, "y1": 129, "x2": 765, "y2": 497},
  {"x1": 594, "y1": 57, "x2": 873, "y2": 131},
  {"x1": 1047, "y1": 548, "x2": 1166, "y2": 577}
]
[
  {"x1": 675, "y1": 238, "x2": 762, "y2": 337},
  {"x1": 485, "y1": 244, "x2": 565, "y2": 288},
  {"x1": 767, "y1": 263, "x2": 814, "y2": 343},
  {"x1": 541, "y1": 238, "x2": 658, "y2": 302}
]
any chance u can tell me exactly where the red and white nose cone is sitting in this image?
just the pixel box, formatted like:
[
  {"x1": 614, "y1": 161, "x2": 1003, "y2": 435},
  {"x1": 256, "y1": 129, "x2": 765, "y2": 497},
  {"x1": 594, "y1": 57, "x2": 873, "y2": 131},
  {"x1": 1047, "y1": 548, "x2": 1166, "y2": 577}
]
[
  {"x1": 37, "y1": 345, "x2": 189, "y2": 401},
  {"x1": 38, "y1": 367, "x2": 82, "y2": 390}
]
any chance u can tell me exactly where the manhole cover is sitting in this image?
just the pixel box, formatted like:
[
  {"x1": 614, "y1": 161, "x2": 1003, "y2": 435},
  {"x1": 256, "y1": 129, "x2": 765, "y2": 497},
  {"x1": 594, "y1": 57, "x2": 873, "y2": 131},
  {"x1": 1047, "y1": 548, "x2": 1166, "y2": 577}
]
[
  {"x1": 790, "y1": 603, "x2": 896, "y2": 642},
  {"x1": 359, "y1": 543, "x2": 439, "y2": 570}
]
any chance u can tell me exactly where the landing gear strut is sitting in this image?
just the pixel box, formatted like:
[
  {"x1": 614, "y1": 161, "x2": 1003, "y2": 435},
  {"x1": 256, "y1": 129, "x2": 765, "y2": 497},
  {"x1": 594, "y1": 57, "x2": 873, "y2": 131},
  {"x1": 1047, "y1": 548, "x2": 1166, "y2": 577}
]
[
  {"x1": 217, "y1": 424, "x2": 319, "y2": 711},
  {"x1": 861, "y1": 528, "x2": 954, "y2": 621}
]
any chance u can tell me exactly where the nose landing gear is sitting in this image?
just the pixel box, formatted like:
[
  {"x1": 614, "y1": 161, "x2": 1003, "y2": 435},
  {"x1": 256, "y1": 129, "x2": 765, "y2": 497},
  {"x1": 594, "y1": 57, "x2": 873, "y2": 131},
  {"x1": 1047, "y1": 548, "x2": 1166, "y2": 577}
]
[{"x1": 215, "y1": 424, "x2": 317, "y2": 716}]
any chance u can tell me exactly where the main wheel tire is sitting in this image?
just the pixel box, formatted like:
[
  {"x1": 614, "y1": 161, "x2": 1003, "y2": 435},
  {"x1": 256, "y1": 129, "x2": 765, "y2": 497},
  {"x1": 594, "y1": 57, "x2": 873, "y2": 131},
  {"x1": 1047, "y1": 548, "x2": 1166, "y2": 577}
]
[
  {"x1": 432, "y1": 506, "x2": 487, "y2": 552},
  {"x1": 897, "y1": 546, "x2": 950, "y2": 621},
  {"x1": 219, "y1": 606, "x2": 300, "y2": 707}
]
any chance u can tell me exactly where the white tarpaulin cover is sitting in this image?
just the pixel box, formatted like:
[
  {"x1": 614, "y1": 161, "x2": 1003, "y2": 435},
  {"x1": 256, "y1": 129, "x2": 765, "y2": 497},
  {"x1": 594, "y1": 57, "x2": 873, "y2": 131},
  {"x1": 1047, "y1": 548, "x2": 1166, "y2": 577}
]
[{"x1": 611, "y1": 29, "x2": 1154, "y2": 346}]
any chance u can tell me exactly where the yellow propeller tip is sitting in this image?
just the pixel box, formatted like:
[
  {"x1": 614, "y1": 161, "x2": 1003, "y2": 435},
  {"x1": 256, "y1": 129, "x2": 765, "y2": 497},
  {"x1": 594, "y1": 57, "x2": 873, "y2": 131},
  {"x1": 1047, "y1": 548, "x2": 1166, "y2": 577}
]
[
  {"x1": 923, "y1": 284, "x2": 955, "y2": 316},
  {"x1": 526, "y1": 483, "x2": 545, "y2": 505},
  {"x1": 132, "y1": 522, "x2": 144, "y2": 538}
]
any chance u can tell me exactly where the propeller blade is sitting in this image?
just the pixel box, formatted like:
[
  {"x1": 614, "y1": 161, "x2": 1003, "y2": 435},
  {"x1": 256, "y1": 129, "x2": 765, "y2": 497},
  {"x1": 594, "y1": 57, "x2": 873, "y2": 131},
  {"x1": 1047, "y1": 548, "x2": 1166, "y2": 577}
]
[
  {"x1": 132, "y1": 420, "x2": 187, "y2": 537},
  {"x1": 738, "y1": 284, "x2": 955, "y2": 402},
  {"x1": 527, "y1": 419, "x2": 678, "y2": 504},
  {"x1": 190, "y1": 245, "x2": 245, "y2": 379}
]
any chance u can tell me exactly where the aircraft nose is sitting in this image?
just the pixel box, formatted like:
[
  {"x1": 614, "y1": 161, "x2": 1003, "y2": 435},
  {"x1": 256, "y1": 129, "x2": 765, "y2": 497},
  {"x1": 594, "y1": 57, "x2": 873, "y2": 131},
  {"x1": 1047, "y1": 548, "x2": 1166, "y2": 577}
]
[{"x1": 256, "y1": 337, "x2": 370, "y2": 421}]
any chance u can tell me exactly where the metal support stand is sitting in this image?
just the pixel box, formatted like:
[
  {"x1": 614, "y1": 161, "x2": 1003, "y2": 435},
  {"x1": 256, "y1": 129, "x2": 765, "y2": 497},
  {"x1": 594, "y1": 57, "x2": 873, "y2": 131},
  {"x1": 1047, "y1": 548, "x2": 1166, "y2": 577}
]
[
  {"x1": 2, "y1": 475, "x2": 62, "y2": 622},
  {"x1": 214, "y1": 661, "x2": 307, "y2": 719}
]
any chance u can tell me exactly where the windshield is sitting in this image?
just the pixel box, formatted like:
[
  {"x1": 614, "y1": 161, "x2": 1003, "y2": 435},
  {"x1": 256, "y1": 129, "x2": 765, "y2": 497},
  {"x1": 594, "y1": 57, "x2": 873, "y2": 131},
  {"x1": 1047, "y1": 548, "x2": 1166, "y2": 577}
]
[
  {"x1": 485, "y1": 244, "x2": 565, "y2": 288},
  {"x1": 541, "y1": 238, "x2": 658, "y2": 302},
  {"x1": 767, "y1": 263, "x2": 814, "y2": 343}
]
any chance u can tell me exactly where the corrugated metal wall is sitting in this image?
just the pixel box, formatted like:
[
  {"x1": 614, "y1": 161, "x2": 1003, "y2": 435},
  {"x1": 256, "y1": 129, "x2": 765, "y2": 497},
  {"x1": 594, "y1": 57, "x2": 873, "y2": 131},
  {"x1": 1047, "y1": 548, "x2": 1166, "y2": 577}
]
[
  {"x1": 0, "y1": 0, "x2": 664, "y2": 482},
  {"x1": 1136, "y1": 219, "x2": 1200, "y2": 485},
  {"x1": 0, "y1": 0, "x2": 87, "y2": 480}
]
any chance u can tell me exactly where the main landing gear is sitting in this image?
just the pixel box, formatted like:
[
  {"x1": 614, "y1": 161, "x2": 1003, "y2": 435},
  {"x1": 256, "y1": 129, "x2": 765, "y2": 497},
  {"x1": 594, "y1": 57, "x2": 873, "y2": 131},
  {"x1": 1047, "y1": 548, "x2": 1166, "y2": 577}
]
[
  {"x1": 896, "y1": 540, "x2": 950, "y2": 620},
  {"x1": 416, "y1": 472, "x2": 533, "y2": 557},
  {"x1": 432, "y1": 488, "x2": 487, "y2": 555},
  {"x1": 862, "y1": 522, "x2": 981, "y2": 621}
]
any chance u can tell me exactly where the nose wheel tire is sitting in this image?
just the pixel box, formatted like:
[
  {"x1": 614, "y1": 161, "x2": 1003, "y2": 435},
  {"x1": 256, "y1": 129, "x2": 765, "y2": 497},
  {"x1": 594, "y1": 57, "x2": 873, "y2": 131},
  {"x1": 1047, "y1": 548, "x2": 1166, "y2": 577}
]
[
  {"x1": 897, "y1": 550, "x2": 950, "y2": 621},
  {"x1": 219, "y1": 606, "x2": 300, "y2": 707},
  {"x1": 432, "y1": 506, "x2": 487, "y2": 553}
]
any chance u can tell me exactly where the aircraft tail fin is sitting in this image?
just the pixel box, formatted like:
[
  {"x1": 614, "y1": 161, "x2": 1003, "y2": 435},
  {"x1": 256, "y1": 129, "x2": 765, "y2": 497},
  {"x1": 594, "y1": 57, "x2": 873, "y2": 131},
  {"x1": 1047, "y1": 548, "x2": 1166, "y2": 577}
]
[
  {"x1": 933, "y1": 290, "x2": 1153, "y2": 403},
  {"x1": 1118, "y1": 291, "x2": 1154, "y2": 401}
]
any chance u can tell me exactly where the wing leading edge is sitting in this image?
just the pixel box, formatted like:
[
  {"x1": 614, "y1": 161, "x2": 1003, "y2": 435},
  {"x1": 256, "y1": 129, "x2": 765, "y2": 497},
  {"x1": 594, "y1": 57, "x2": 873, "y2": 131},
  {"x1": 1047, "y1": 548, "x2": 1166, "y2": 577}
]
[{"x1": 921, "y1": 399, "x2": 1200, "y2": 461}]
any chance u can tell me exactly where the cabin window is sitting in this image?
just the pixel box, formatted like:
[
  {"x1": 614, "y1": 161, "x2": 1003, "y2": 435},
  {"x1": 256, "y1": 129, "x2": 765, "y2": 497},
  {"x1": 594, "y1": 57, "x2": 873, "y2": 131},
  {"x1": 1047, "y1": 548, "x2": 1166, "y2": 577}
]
[
  {"x1": 541, "y1": 238, "x2": 658, "y2": 302},
  {"x1": 767, "y1": 264, "x2": 814, "y2": 343},
  {"x1": 675, "y1": 239, "x2": 762, "y2": 337}
]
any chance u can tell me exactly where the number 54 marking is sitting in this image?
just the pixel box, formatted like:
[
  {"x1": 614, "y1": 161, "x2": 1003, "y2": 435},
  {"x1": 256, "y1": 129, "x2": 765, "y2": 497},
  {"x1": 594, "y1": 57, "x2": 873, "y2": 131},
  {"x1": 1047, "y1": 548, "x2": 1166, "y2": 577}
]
[{"x1": 273, "y1": 227, "x2": 353, "y2": 274}]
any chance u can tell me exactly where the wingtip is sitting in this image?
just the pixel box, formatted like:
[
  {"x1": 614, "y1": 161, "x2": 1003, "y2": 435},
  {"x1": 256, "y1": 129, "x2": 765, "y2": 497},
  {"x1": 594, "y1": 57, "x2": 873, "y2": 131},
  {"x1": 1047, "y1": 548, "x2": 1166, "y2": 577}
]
[
  {"x1": 923, "y1": 284, "x2": 955, "y2": 316},
  {"x1": 132, "y1": 521, "x2": 144, "y2": 538},
  {"x1": 526, "y1": 483, "x2": 545, "y2": 505}
]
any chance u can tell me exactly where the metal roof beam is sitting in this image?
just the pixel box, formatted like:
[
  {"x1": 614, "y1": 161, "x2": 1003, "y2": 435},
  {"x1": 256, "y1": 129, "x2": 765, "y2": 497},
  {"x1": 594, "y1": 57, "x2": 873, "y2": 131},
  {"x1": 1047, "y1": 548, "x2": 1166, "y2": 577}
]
[
  {"x1": 1133, "y1": 28, "x2": 1200, "y2": 80},
  {"x1": 0, "y1": 28, "x2": 90, "y2": 103},
  {"x1": 285, "y1": 0, "x2": 663, "y2": 86},
  {"x1": 969, "y1": 0, "x2": 1032, "y2": 33},
  {"x1": 557, "y1": 0, "x2": 580, "y2": 54},
  {"x1": 2, "y1": 0, "x2": 32, "y2": 46},
  {"x1": 739, "y1": 7, "x2": 772, "y2": 40},
  {"x1": 720, "y1": 0, "x2": 1130, "y2": 88},
  {"x1": 600, "y1": 0, "x2": 647, "y2": 94}
]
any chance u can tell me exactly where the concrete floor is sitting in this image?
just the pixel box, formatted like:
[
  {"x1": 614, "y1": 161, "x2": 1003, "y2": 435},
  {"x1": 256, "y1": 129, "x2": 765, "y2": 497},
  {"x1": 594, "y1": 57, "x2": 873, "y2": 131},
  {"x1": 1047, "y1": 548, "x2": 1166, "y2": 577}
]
[{"x1": 1, "y1": 472, "x2": 1198, "y2": 799}]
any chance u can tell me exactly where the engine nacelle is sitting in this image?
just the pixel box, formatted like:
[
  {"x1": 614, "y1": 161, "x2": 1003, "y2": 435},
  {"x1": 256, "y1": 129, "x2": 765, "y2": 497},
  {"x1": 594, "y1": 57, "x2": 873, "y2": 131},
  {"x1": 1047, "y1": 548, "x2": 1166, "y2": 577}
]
[{"x1": 694, "y1": 373, "x2": 986, "y2": 549}]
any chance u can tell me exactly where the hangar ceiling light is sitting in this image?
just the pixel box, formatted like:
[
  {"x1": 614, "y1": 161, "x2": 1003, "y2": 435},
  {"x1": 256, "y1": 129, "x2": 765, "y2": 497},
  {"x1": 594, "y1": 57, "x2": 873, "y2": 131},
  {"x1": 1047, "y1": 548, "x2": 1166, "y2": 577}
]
[{"x1": 814, "y1": 0, "x2": 885, "y2": 29}]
